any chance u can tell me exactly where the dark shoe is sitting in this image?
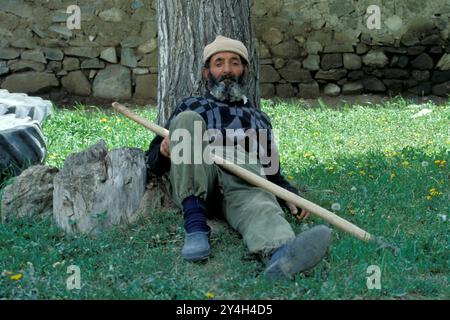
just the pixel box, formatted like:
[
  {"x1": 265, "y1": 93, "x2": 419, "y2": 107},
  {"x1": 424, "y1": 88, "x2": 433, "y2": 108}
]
[
  {"x1": 181, "y1": 231, "x2": 211, "y2": 262},
  {"x1": 264, "y1": 225, "x2": 332, "y2": 279}
]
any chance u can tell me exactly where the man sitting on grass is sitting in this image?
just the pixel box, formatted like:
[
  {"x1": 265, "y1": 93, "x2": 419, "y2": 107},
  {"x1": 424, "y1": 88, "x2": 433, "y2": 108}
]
[{"x1": 146, "y1": 35, "x2": 331, "y2": 279}]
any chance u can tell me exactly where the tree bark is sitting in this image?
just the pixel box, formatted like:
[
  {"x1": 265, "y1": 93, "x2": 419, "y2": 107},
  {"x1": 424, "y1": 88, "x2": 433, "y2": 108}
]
[{"x1": 157, "y1": 0, "x2": 260, "y2": 125}]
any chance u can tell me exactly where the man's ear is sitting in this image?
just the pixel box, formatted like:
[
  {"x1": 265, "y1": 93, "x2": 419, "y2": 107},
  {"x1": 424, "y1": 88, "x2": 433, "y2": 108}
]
[
  {"x1": 202, "y1": 68, "x2": 210, "y2": 80},
  {"x1": 244, "y1": 65, "x2": 250, "y2": 76}
]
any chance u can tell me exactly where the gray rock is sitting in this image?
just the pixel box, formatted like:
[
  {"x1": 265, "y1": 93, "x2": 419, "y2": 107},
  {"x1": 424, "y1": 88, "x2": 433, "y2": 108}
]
[
  {"x1": 260, "y1": 59, "x2": 273, "y2": 65},
  {"x1": 342, "y1": 82, "x2": 364, "y2": 95},
  {"x1": 382, "y1": 47, "x2": 407, "y2": 54},
  {"x1": 138, "y1": 52, "x2": 157, "y2": 67},
  {"x1": 100, "y1": 47, "x2": 118, "y2": 63},
  {"x1": 131, "y1": 0, "x2": 145, "y2": 10},
  {"x1": 432, "y1": 81, "x2": 450, "y2": 96},
  {"x1": 362, "y1": 50, "x2": 389, "y2": 68},
  {"x1": 348, "y1": 70, "x2": 364, "y2": 81},
  {"x1": 53, "y1": 140, "x2": 147, "y2": 235},
  {"x1": 410, "y1": 53, "x2": 434, "y2": 70},
  {"x1": 412, "y1": 70, "x2": 430, "y2": 82},
  {"x1": 0, "y1": 64, "x2": 9, "y2": 76},
  {"x1": 81, "y1": 58, "x2": 105, "y2": 69},
  {"x1": 276, "y1": 83, "x2": 296, "y2": 98},
  {"x1": 355, "y1": 43, "x2": 369, "y2": 55},
  {"x1": 343, "y1": 53, "x2": 362, "y2": 70},
  {"x1": 259, "y1": 65, "x2": 280, "y2": 83},
  {"x1": 260, "y1": 84, "x2": 275, "y2": 98},
  {"x1": 278, "y1": 60, "x2": 312, "y2": 83},
  {"x1": 0, "y1": 48, "x2": 20, "y2": 60},
  {"x1": 271, "y1": 41, "x2": 300, "y2": 59},
  {"x1": 1, "y1": 72, "x2": 59, "y2": 94},
  {"x1": 305, "y1": 40, "x2": 322, "y2": 55},
  {"x1": 323, "y1": 83, "x2": 341, "y2": 97},
  {"x1": 93, "y1": 65, "x2": 132, "y2": 100},
  {"x1": 273, "y1": 58, "x2": 285, "y2": 69},
  {"x1": 262, "y1": 27, "x2": 283, "y2": 46},
  {"x1": 429, "y1": 47, "x2": 443, "y2": 54},
  {"x1": 121, "y1": 48, "x2": 138, "y2": 68},
  {"x1": 1, "y1": 165, "x2": 58, "y2": 222},
  {"x1": 44, "y1": 48, "x2": 64, "y2": 61},
  {"x1": 323, "y1": 43, "x2": 354, "y2": 53},
  {"x1": 1, "y1": 0, "x2": 32, "y2": 18},
  {"x1": 61, "y1": 71, "x2": 91, "y2": 96},
  {"x1": 48, "y1": 25, "x2": 73, "y2": 38},
  {"x1": 380, "y1": 68, "x2": 410, "y2": 79},
  {"x1": 47, "y1": 61, "x2": 62, "y2": 73},
  {"x1": 298, "y1": 81, "x2": 319, "y2": 99},
  {"x1": 99, "y1": 8, "x2": 126, "y2": 22},
  {"x1": 383, "y1": 79, "x2": 403, "y2": 92},
  {"x1": 390, "y1": 55, "x2": 409, "y2": 68},
  {"x1": 63, "y1": 57, "x2": 80, "y2": 71},
  {"x1": 137, "y1": 40, "x2": 157, "y2": 54},
  {"x1": 362, "y1": 77, "x2": 386, "y2": 92},
  {"x1": 408, "y1": 83, "x2": 431, "y2": 95},
  {"x1": 436, "y1": 54, "x2": 450, "y2": 71},
  {"x1": 431, "y1": 70, "x2": 450, "y2": 83},
  {"x1": 421, "y1": 34, "x2": 443, "y2": 46},
  {"x1": 0, "y1": 89, "x2": 53, "y2": 123},
  {"x1": 315, "y1": 69, "x2": 347, "y2": 81},
  {"x1": 321, "y1": 54, "x2": 343, "y2": 70},
  {"x1": 121, "y1": 36, "x2": 146, "y2": 48},
  {"x1": 65, "y1": 47, "x2": 99, "y2": 59},
  {"x1": 21, "y1": 50, "x2": 46, "y2": 64},
  {"x1": 31, "y1": 24, "x2": 47, "y2": 39},
  {"x1": 302, "y1": 55, "x2": 320, "y2": 71},
  {"x1": 8, "y1": 60, "x2": 45, "y2": 72},
  {"x1": 407, "y1": 46, "x2": 426, "y2": 56},
  {"x1": 134, "y1": 74, "x2": 157, "y2": 100}
]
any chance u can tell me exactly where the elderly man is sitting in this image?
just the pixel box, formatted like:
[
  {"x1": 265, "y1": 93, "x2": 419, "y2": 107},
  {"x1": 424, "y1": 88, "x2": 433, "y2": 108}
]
[{"x1": 146, "y1": 35, "x2": 331, "y2": 279}]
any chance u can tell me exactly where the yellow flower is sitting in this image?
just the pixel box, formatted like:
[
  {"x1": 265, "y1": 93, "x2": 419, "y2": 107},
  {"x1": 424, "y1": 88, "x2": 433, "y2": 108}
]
[
  {"x1": 116, "y1": 118, "x2": 122, "y2": 123},
  {"x1": 10, "y1": 273, "x2": 22, "y2": 281},
  {"x1": 402, "y1": 160, "x2": 409, "y2": 167},
  {"x1": 287, "y1": 175, "x2": 294, "y2": 181},
  {"x1": 426, "y1": 195, "x2": 432, "y2": 200},
  {"x1": 206, "y1": 292, "x2": 215, "y2": 299},
  {"x1": 369, "y1": 174, "x2": 375, "y2": 179},
  {"x1": 101, "y1": 117, "x2": 108, "y2": 123},
  {"x1": 359, "y1": 170, "x2": 366, "y2": 176},
  {"x1": 390, "y1": 173, "x2": 396, "y2": 180}
]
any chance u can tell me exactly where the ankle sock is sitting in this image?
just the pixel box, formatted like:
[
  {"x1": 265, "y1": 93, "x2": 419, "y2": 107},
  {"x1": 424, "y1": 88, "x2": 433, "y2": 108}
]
[{"x1": 182, "y1": 195, "x2": 210, "y2": 233}]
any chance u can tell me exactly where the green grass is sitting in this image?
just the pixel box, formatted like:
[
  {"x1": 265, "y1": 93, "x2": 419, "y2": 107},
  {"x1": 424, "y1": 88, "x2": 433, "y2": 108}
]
[{"x1": 0, "y1": 98, "x2": 448, "y2": 299}]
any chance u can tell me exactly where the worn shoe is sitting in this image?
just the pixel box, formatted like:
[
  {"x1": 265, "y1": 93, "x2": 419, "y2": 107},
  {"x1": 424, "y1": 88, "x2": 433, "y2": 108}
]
[
  {"x1": 181, "y1": 231, "x2": 211, "y2": 262},
  {"x1": 264, "y1": 225, "x2": 332, "y2": 279}
]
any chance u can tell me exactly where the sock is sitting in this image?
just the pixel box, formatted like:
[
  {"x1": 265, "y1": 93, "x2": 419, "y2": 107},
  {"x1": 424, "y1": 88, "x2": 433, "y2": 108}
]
[{"x1": 182, "y1": 195, "x2": 210, "y2": 233}]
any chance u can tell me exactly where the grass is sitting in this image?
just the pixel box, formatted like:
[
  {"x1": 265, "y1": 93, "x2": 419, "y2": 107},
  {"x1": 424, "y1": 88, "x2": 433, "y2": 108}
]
[{"x1": 0, "y1": 98, "x2": 448, "y2": 299}]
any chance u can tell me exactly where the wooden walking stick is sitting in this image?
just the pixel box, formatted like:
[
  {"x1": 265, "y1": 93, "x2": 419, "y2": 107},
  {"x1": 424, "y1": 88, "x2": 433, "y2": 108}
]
[{"x1": 112, "y1": 102, "x2": 399, "y2": 254}]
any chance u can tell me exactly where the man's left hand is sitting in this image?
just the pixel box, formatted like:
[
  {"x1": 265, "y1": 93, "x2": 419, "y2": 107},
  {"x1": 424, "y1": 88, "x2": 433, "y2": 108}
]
[{"x1": 286, "y1": 202, "x2": 310, "y2": 220}]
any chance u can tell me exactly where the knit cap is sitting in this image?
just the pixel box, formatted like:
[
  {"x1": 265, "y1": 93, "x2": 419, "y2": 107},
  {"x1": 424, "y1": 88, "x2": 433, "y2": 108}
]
[{"x1": 203, "y1": 35, "x2": 250, "y2": 65}]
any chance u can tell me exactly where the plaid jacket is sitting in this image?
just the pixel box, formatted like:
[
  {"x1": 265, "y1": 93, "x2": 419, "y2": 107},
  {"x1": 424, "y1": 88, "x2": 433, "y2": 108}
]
[{"x1": 145, "y1": 93, "x2": 299, "y2": 197}]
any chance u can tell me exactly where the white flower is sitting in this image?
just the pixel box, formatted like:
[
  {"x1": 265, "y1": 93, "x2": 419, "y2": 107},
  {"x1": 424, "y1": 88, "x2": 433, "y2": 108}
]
[
  {"x1": 421, "y1": 161, "x2": 429, "y2": 167},
  {"x1": 331, "y1": 203, "x2": 341, "y2": 211},
  {"x1": 351, "y1": 186, "x2": 357, "y2": 192},
  {"x1": 438, "y1": 214, "x2": 447, "y2": 222}
]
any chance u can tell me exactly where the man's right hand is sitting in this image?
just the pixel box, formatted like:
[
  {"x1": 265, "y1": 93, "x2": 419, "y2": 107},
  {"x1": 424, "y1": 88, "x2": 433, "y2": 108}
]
[{"x1": 160, "y1": 136, "x2": 170, "y2": 158}]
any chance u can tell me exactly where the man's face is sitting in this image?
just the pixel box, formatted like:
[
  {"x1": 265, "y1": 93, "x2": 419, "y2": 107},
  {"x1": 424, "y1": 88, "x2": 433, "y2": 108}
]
[{"x1": 203, "y1": 52, "x2": 249, "y2": 102}]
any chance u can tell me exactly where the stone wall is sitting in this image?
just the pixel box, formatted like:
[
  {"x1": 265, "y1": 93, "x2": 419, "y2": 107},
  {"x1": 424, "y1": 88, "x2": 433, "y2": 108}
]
[{"x1": 0, "y1": 0, "x2": 449, "y2": 106}]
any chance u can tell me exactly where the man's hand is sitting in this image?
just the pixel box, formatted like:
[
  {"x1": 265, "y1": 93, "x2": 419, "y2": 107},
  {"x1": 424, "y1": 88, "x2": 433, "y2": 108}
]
[
  {"x1": 286, "y1": 202, "x2": 310, "y2": 220},
  {"x1": 160, "y1": 136, "x2": 170, "y2": 158}
]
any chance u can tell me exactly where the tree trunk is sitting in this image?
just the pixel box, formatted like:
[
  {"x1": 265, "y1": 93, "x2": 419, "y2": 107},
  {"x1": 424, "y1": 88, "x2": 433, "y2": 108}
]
[{"x1": 157, "y1": 0, "x2": 260, "y2": 125}]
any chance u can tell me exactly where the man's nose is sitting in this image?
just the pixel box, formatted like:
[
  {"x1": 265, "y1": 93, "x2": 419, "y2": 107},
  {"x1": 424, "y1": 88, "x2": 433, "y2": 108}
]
[{"x1": 222, "y1": 62, "x2": 232, "y2": 75}]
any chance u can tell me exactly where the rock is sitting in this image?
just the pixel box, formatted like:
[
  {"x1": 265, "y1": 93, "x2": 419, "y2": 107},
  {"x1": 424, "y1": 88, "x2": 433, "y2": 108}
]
[
  {"x1": 343, "y1": 53, "x2": 362, "y2": 70},
  {"x1": 0, "y1": 89, "x2": 53, "y2": 123},
  {"x1": 407, "y1": 46, "x2": 426, "y2": 56},
  {"x1": 315, "y1": 69, "x2": 347, "y2": 81},
  {"x1": 61, "y1": 71, "x2": 91, "y2": 96},
  {"x1": 260, "y1": 59, "x2": 273, "y2": 65},
  {"x1": 321, "y1": 54, "x2": 343, "y2": 70},
  {"x1": 305, "y1": 40, "x2": 322, "y2": 55},
  {"x1": 323, "y1": 43, "x2": 354, "y2": 53},
  {"x1": 390, "y1": 55, "x2": 409, "y2": 68},
  {"x1": 63, "y1": 57, "x2": 80, "y2": 71},
  {"x1": 100, "y1": 47, "x2": 118, "y2": 63},
  {"x1": 260, "y1": 84, "x2": 275, "y2": 98},
  {"x1": 342, "y1": 82, "x2": 363, "y2": 95},
  {"x1": 380, "y1": 69, "x2": 410, "y2": 79},
  {"x1": 273, "y1": 58, "x2": 285, "y2": 69},
  {"x1": 429, "y1": 47, "x2": 443, "y2": 54},
  {"x1": 348, "y1": 70, "x2": 364, "y2": 81},
  {"x1": 81, "y1": 58, "x2": 105, "y2": 69},
  {"x1": 0, "y1": 115, "x2": 46, "y2": 179},
  {"x1": 121, "y1": 36, "x2": 145, "y2": 48},
  {"x1": 298, "y1": 81, "x2": 319, "y2": 99},
  {"x1": 262, "y1": 27, "x2": 283, "y2": 46},
  {"x1": 355, "y1": 43, "x2": 369, "y2": 55},
  {"x1": 276, "y1": 84, "x2": 296, "y2": 98},
  {"x1": 323, "y1": 83, "x2": 341, "y2": 97},
  {"x1": 0, "y1": 48, "x2": 20, "y2": 60},
  {"x1": 408, "y1": 83, "x2": 431, "y2": 95},
  {"x1": 121, "y1": 48, "x2": 138, "y2": 68},
  {"x1": 132, "y1": 68, "x2": 149, "y2": 75},
  {"x1": 65, "y1": 47, "x2": 99, "y2": 59},
  {"x1": 137, "y1": 39, "x2": 157, "y2": 54},
  {"x1": 1, "y1": 165, "x2": 58, "y2": 222},
  {"x1": 21, "y1": 50, "x2": 46, "y2": 64},
  {"x1": 362, "y1": 50, "x2": 389, "y2": 68},
  {"x1": 8, "y1": 60, "x2": 45, "y2": 72},
  {"x1": 421, "y1": 34, "x2": 443, "y2": 46},
  {"x1": 138, "y1": 52, "x2": 158, "y2": 67},
  {"x1": 1, "y1": 72, "x2": 59, "y2": 94},
  {"x1": 131, "y1": 0, "x2": 145, "y2": 10},
  {"x1": 0, "y1": 63, "x2": 9, "y2": 76},
  {"x1": 302, "y1": 55, "x2": 320, "y2": 71},
  {"x1": 47, "y1": 61, "x2": 62, "y2": 73},
  {"x1": 383, "y1": 79, "x2": 403, "y2": 92},
  {"x1": 410, "y1": 53, "x2": 434, "y2": 70},
  {"x1": 99, "y1": 8, "x2": 126, "y2": 22},
  {"x1": 412, "y1": 70, "x2": 430, "y2": 82},
  {"x1": 93, "y1": 65, "x2": 132, "y2": 100},
  {"x1": 43, "y1": 48, "x2": 64, "y2": 61},
  {"x1": 362, "y1": 77, "x2": 386, "y2": 92},
  {"x1": 278, "y1": 60, "x2": 312, "y2": 83},
  {"x1": 53, "y1": 140, "x2": 147, "y2": 234},
  {"x1": 432, "y1": 81, "x2": 450, "y2": 96},
  {"x1": 383, "y1": 47, "x2": 407, "y2": 54},
  {"x1": 431, "y1": 71, "x2": 450, "y2": 83},
  {"x1": 1, "y1": 1, "x2": 32, "y2": 18},
  {"x1": 48, "y1": 25, "x2": 72, "y2": 38},
  {"x1": 259, "y1": 65, "x2": 280, "y2": 83},
  {"x1": 436, "y1": 54, "x2": 450, "y2": 71},
  {"x1": 271, "y1": 41, "x2": 300, "y2": 59},
  {"x1": 134, "y1": 74, "x2": 157, "y2": 100}
]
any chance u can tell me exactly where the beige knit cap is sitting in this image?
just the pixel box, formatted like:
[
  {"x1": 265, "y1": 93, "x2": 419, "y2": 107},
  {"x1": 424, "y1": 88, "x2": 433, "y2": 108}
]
[{"x1": 203, "y1": 35, "x2": 250, "y2": 65}]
